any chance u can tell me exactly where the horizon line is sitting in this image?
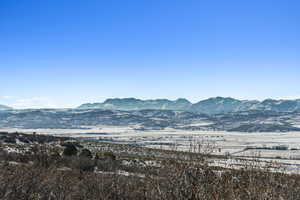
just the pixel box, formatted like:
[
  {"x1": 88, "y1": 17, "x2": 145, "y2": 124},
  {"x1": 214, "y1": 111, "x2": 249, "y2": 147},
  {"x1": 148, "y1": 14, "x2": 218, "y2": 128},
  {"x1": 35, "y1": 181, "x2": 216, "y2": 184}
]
[{"x1": 2, "y1": 96, "x2": 300, "y2": 110}]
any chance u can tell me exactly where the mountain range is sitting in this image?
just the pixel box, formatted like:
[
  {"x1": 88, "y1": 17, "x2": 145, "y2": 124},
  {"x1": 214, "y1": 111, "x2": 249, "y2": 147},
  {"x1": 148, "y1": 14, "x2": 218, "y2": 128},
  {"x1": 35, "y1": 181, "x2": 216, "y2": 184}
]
[
  {"x1": 2, "y1": 97, "x2": 300, "y2": 132},
  {"x1": 78, "y1": 97, "x2": 300, "y2": 114},
  {"x1": 2, "y1": 97, "x2": 300, "y2": 114}
]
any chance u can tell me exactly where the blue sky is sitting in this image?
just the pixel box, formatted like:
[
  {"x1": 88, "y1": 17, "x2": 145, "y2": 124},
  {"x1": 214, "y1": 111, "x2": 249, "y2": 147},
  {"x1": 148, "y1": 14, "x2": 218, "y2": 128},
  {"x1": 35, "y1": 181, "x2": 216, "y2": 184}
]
[{"x1": 1, "y1": 0, "x2": 300, "y2": 108}]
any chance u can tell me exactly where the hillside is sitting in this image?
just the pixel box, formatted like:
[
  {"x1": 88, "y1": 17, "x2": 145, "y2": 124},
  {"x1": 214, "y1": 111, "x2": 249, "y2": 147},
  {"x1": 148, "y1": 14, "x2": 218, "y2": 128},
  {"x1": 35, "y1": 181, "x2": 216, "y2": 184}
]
[
  {"x1": 1, "y1": 109, "x2": 300, "y2": 132},
  {"x1": 1, "y1": 132, "x2": 300, "y2": 200}
]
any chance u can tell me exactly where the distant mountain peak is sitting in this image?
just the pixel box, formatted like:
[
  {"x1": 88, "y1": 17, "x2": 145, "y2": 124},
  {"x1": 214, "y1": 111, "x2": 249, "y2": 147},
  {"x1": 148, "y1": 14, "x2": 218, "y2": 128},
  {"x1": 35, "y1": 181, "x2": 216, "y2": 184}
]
[
  {"x1": 78, "y1": 98, "x2": 192, "y2": 111},
  {"x1": 104, "y1": 98, "x2": 142, "y2": 104},
  {"x1": 175, "y1": 98, "x2": 191, "y2": 103}
]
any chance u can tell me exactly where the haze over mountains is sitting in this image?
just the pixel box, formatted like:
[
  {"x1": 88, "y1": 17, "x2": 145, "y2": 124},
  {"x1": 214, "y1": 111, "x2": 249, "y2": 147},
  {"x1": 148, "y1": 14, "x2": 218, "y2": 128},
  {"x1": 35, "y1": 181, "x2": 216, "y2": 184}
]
[
  {"x1": 78, "y1": 97, "x2": 300, "y2": 114},
  {"x1": 0, "y1": 104, "x2": 12, "y2": 111}
]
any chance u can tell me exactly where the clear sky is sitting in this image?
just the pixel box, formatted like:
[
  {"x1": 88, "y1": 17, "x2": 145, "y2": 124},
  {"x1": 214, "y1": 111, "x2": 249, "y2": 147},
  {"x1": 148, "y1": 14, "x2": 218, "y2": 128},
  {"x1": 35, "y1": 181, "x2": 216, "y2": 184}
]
[{"x1": 1, "y1": 0, "x2": 300, "y2": 108}]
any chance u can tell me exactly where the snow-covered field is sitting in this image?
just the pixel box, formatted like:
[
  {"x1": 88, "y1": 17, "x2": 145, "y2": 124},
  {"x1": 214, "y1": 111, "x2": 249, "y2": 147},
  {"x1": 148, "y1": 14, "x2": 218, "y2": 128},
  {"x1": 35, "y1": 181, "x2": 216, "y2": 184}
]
[
  {"x1": 2, "y1": 126, "x2": 300, "y2": 173},
  {"x1": 2, "y1": 126, "x2": 300, "y2": 158}
]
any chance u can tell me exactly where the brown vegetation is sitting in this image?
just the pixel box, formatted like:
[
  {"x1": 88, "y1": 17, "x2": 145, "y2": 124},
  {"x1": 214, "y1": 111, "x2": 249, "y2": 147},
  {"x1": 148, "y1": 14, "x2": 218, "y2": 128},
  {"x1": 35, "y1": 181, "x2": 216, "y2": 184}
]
[{"x1": 0, "y1": 133, "x2": 300, "y2": 199}]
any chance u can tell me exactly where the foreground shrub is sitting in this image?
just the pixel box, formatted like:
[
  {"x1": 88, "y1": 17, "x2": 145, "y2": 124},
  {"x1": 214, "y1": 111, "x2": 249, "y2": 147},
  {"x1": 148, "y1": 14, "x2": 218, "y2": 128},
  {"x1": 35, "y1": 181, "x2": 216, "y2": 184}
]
[
  {"x1": 79, "y1": 148, "x2": 92, "y2": 158},
  {"x1": 1, "y1": 141, "x2": 300, "y2": 199},
  {"x1": 62, "y1": 143, "x2": 78, "y2": 157},
  {"x1": 1, "y1": 162, "x2": 300, "y2": 200}
]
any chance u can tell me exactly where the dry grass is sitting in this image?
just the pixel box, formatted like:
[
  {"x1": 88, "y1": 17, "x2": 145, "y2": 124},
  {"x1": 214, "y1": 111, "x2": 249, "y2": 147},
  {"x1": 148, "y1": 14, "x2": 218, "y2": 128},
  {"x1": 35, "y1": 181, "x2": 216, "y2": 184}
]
[{"x1": 1, "y1": 134, "x2": 300, "y2": 199}]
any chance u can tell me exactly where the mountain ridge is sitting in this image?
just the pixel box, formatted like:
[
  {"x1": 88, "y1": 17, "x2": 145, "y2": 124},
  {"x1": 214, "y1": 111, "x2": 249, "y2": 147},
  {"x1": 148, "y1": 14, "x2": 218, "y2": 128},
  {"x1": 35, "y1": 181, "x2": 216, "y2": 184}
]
[
  {"x1": 78, "y1": 97, "x2": 300, "y2": 114},
  {"x1": 79, "y1": 98, "x2": 192, "y2": 111}
]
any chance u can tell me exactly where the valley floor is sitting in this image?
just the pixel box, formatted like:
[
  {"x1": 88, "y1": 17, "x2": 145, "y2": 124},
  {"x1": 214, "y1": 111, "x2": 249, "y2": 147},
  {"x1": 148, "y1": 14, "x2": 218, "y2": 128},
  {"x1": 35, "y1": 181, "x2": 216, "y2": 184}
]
[{"x1": 2, "y1": 127, "x2": 300, "y2": 174}]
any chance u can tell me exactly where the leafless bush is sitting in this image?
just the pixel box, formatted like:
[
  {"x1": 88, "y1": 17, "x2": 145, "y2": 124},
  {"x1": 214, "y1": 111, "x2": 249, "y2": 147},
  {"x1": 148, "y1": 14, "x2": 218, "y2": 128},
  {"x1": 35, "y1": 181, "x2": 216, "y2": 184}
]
[{"x1": 1, "y1": 141, "x2": 300, "y2": 199}]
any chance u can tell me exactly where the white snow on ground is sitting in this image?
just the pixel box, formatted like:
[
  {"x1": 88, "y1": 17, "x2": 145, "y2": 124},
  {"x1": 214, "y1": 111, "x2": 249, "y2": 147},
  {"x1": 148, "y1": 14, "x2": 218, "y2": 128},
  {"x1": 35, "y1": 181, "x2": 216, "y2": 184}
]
[
  {"x1": 4, "y1": 147, "x2": 21, "y2": 153},
  {"x1": 95, "y1": 170, "x2": 145, "y2": 178},
  {"x1": 2, "y1": 127, "x2": 300, "y2": 157},
  {"x1": 2, "y1": 126, "x2": 300, "y2": 173}
]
